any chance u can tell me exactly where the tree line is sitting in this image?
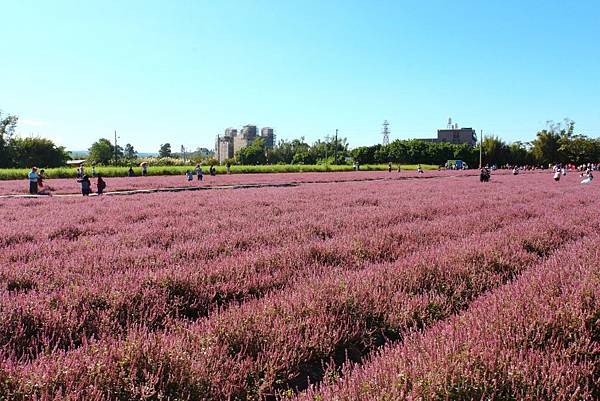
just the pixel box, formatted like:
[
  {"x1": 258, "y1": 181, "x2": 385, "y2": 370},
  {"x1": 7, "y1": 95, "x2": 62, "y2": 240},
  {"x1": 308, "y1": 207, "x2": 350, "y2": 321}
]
[
  {"x1": 2, "y1": 109, "x2": 599, "y2": 168},
  {"x1": 0, "y1": 111, "x2": 70, "y2": 168},
  {"x1": 351, "y1": 120, "x2": 600, "y2": 167}
]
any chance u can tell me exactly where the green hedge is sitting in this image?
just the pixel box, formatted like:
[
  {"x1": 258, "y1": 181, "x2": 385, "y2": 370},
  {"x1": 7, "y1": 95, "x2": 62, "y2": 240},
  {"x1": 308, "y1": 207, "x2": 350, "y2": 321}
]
[{"x1": 0, "y1": 164, "x2": 437, "y2": 180}]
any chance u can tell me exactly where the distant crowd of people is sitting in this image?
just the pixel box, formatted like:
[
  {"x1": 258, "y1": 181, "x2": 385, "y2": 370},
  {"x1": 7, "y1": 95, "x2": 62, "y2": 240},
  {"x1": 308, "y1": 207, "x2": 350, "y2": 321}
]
[{"x1": 25, "y1": 159, "x2": 597, "y2": 197}]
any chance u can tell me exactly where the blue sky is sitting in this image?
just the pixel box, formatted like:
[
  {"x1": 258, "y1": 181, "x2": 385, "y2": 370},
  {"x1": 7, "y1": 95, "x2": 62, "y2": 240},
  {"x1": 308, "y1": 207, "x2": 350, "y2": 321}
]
[{"x1": 1, "y1": 0, "x2": 599, "y2": 152}]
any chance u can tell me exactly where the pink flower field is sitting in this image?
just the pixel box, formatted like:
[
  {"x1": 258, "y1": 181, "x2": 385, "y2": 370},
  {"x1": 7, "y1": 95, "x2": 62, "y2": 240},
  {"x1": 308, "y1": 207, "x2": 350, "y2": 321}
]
[
  {"x1": 1, "y1": 169, "x2": 487, "y2": 196},
  {"x1": 0, "y1": 172, "x2": 598, "y2": 400}
]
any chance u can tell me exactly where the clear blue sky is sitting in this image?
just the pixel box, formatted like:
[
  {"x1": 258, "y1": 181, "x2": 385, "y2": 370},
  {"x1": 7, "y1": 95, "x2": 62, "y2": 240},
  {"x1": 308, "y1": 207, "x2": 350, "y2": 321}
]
[{"x1": 2, "y1": 0, "x2": 599, "y2": 152}]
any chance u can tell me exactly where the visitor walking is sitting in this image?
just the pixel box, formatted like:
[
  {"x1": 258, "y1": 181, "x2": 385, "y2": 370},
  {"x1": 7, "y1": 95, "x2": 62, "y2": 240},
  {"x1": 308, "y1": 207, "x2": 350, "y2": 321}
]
[
  {"x1": 553, "y1": 170, "x2": 561, "y2": 182},
  {"x1": 397, "y1": 164, "x2": 401, "y2": 173},
  {"x1": 28, "y1": 167, "x2": 39, "y2": 194},
  {"x1": 581, "y1": 169, "x2": 594, "y2": 184},
  {"x1": 388, "y1": 162, "x2": 392, "y2": 173},
  {"x1": 38, "y1": 169, "x2": 46, "y2": 188},
  {"x1": 417, "y1": 164, "x2": 424, "y2": 174},
  {"x1": 480, "y1": 167, "x2": 490, "y2": 182},
  {"x1": 78, "y1": 175, "x2": 92, "y2": 196},
  {"x1": 97, "y1": 175, "x2": 106, "y2": 195},
  {"x1": 195, "y1": 164, "x2": 203, "y2": 181},
  {"x1": 38, "y1": 170, "x2": 51, "y2": 195}
]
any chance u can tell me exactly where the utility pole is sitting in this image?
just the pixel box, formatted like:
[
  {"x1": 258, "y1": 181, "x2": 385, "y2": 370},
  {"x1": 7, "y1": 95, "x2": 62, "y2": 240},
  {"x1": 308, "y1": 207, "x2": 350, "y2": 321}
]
[
  {"x1": 479, "y1": 129, "x2": 483, "y2": 169},
  {"x1": 114, "y1": 130, "x2": 118, "y2": 165},
  {"x1": 334, "y1": 129, "x2": 338, "y2": 165}
]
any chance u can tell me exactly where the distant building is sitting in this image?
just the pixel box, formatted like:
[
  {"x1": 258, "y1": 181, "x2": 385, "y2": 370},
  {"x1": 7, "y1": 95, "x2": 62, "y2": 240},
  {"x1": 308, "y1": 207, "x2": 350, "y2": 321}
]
[
  {"x1": 418, "y1": 120, "x2": 477, "y2": 147},
  {"x1": 215, "y1": 124, "x2": 276, "y2": 163},
  {"x1": 240, "y1": 125, "x2": 257, "y2": 140},
  {"x1": 224, "y1": 127, "x2": 238, "y2": 138},
  {"x1": 260, "y1": 127, "x2": 275, "y2": 149},
  {"x1": 436, "y1": 127, "x2": 477, "y2": 147},
  {"x1": 215, "y1": 131, "x2": 234, "y2": 164}
]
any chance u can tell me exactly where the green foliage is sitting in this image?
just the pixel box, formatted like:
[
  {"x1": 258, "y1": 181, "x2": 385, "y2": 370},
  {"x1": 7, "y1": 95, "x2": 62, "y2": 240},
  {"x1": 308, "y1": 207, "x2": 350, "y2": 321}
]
[
  {"x1": 351, "y1": 139, "x2": 479, "y2": 167},
  {"x1": 88, "y1": 138, "x2": 122, "y2": 165},
  {"x1": 124, "y1": 143, "x2": 138, "y2": 161},
  {"x1": 159, "y1": 143, "x2": 172, "y2": 158},
  {"x1": 0, "y1": 164, "x2": 436, "y2": 180},
  {"x1": 10, "y1": 137, "x2": 70, "y2": 168},
  {"x1": 351, "y1": 145, "x2": 381, "y2": 165},
  {"x1": 0, "y1": 111, "x2": 18, "y2": 167},
  {"x1": 236, "y1": 137, "x2": 267, "y2": 165},
  {"x1": 266, "y1": 137, "x2": 349, "y2": 165}
]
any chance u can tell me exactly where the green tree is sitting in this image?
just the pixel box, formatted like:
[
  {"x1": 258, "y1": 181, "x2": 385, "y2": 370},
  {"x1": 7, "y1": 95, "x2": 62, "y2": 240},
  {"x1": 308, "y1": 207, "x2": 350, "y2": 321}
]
[
  {"x1": 507, "y1": 142, "x2": 532, "y2": 166},
  {"x1": 351, "y1": 145, "x2": 381, "y2": 164},
  {"x1": 481, "y1": 135, "x2": 509, "y2": 166},
  {"x1": 159, "y1": 143, "x2": 172, "y2": 158},
  {"x1": 269, "y1": 138, "x2": 312, "y2": 164},
  {"x1": 11, "y1": 137, "x2": 70, "y2": 168},
  {"x1": 530, "y1": 120, "x2": 573, "y2": 165},
  {"x1": 236, "y1": 137, "x2": 267, "y2": 165},
  {"x1": 89, "y1": 138, "x2": 118, "y2": 164},
  {"x1": 559, "y1": 135, "x2": 600, "y2": 165},
  {"x1": 124, "y1": 143, "x2": 138, "y2": 160},
  {"x1": 0, "y1": 111, "x2": 18, "y2": 167}
]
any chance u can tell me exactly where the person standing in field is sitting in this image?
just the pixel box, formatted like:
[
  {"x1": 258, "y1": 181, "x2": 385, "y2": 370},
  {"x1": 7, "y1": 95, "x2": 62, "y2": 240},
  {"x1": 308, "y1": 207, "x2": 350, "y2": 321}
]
[
  {"x1": 128, "y1": 166, "x2": 135, "y2": 177},
  {"x1": 78, "y1": 175, "x2": 92, "y2": 196},
  {"x1": 79, "y1": 164, "x2": 85, "y2": 178},
  {"x1": 553, "y1": 170, "x2": 561, "y2": 182},
  {"x1": 417, "y1": 164, "x2": 423, "y2": 174},
  {"x1": 92, "y1": 165, "x2": 96, "y2": 177},
  {"x1": 397, "y1": 164, "x2": 401, "y2": 173},
  {"x1": 37, "y1": 169, "x2": 46, "y2": 189},
  {"x1": 388, "y1": 162, "x2": 392, "y2": 173},
  {"x1": 226, "y1": 161, "x2": 231, "y2": 174},
  {"x1": 186, "y1": 170, "x2": 194, "y2": 181},
  {"x1": 28, "y1": 167, "x2": 39, "y2": 194},
  {"x1": 195, "y1": 164, "x2": 203, "y2": 181},
  {"x1": 96, "y1": 174, "x2": 106, "y2": 195},
  {"x1": 141, "y1": 163, "x2": 148, "y2": 176}
]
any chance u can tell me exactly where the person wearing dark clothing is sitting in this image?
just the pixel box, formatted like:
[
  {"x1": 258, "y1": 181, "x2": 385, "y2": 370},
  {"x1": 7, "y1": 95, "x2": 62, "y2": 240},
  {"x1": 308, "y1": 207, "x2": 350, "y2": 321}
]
[
  {"x1": 128, "y1": 167, "x2": 135, "y2": 177},
  {"x1": 388, "y1": 162, "x2": 392, "y2": 173},
  {"x1": 38, "y1": 169, "x2": 46, "y2": 189},
  {"x1": 480, "y1": 168, "x2": 490, "y2": 182},
  {"x1": 210, "y1": 166, "x2": 216, "y2": 176},
  {"x1": 28, "y1": 167, "x2": 39, "y2": 194},
  {"x1": 97, "y1": 175, "x2": 106, "y2": 195},
  {"x1": 78, "y1": 175, "x2": 92, "y2": 196}
]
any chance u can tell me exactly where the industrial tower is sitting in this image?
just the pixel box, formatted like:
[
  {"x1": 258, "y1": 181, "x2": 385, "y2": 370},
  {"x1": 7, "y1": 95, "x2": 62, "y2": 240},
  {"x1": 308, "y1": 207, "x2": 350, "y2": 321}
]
[{"x1": 382, "y1": 120, "x2": 390, "y2": 145}]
